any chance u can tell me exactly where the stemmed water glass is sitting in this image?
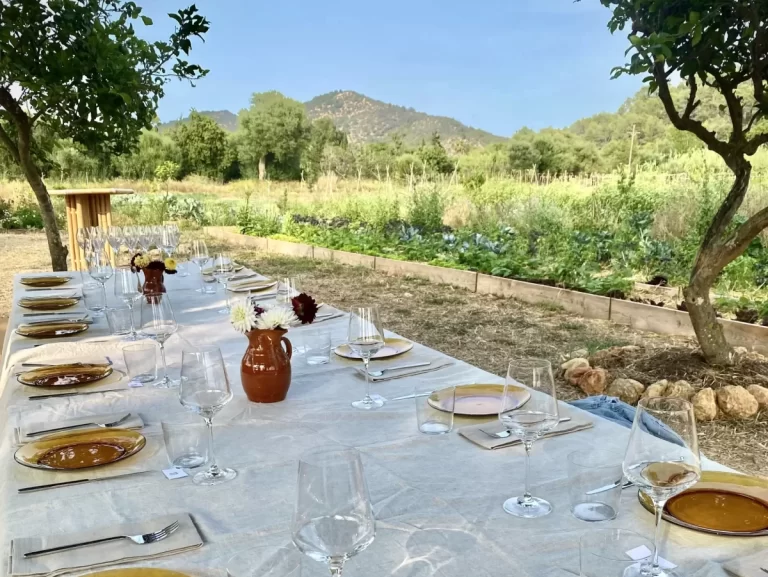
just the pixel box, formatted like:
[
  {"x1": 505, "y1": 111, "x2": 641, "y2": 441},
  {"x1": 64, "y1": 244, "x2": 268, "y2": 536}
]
[
  {"x1": 623, "y1": 397, "x2": 701, "y2": 577},
  {"x1": 179, "y1": 345, "x2": 237, "y2": 485},
  {"x1": 114, "y1": 268, "x2": 141, "y2": 340},
  {"x1": 87, "y1": 255, "x2": 113, "y2": 310},
  {"x1": 499, "y1": 358, "x2": 560, "y2": 518},
  {"x1": 140, "y1": 293, "x2": 178, "y2": 388},
  {"x1": 212, "y1": 252, "x2": 235, "y2": 314},
  {"x1": 89, "y1": 227, "x2": 106, "y2": 255},
  {"x1": 107, "y1": 225, "x2": 123, "y2": 257},
  {"x1": 347, "y1": 306, "x2": 385, "y2": 410},
  {"x1": 190, "y1": 239, "x2": 210, "y2": 293},
  {"x1": 138, "y1": 225, "x2": 154, "y2": 253},
  {"x1": 292, "y1": 448, "x2": 375, "y2": 577},
  {"x1": 160, "y1": 225, "x2": 178, "y2": 259},
  {"x1": 124, "y1": 226, "x2": 140, "y2": 254}
]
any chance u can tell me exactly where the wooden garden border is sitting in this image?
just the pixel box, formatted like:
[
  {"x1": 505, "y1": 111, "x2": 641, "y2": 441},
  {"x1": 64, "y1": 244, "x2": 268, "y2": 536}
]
[{"x1": 204, "y1": 227, "x2": 768, "y2": 353}]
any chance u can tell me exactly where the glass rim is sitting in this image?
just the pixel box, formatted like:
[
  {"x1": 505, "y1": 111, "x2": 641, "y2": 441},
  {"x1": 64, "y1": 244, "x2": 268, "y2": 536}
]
[
  {"x1": 299, "y1": 446, "x2": 361, "y2": 467},
  {"x1": 637, "y1": 396, "x2": 693, "y2": 413},
  {"x1": 507, "y1": 357, "x2": 552, "y2": 370}
]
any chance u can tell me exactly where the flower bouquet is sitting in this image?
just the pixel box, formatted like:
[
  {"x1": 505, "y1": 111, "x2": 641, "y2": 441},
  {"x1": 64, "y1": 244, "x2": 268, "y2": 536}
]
[
  {"x1": 231, "y1": 293, "x2": 318, "y2": 403},
  {"x1": 130, "y1": 252, "x2": 178, "y2": 296}
]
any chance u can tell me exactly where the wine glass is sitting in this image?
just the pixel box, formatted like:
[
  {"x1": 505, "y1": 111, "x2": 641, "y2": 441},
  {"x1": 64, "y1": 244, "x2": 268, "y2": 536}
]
[
  {"x1": 623, "y1": 398, "x2": 700, "y2": 577},
  {"x1": 160, "y1": 225, "x2": 178, "y2": 259},
  {"x1": 212, "y1": 252, "x2": 235, "y2": 314},
  {"x1": 140, "y1": 293, "x2": 178, "y2": 388},
  {"x1": 277, "y1": 277, "x2": 301, "y2": 305},
  {"x1": 292, "y1": 448, "x2": 375, "y2": 577},
  {"x1": 347, "y1": 306, "x2": 385, "y2": 410},
  {"x1": 138, "y1": 225, "x2": 153, "y2": 253},
  {"x1": 179, "y1": 345, "x2": 237, "y2": 485},
  {"x1": 124, "y1": 226, "x2": 140, "y2": 254},
  {"x1": 89, "y1": 227, "x2": 105, "y2": 254},
  {"x1": 499, "y1": 358, "x2": 560, "y2": 518},
  {"x1": 190, "y1": 239, "x2": 210, "y2": 293},
  {"x1": 114, "y1": 268, "x2": 141, "y2": 340},
  {"x1": 87, "y1": 258, "x2": 113, "y2": 310}
]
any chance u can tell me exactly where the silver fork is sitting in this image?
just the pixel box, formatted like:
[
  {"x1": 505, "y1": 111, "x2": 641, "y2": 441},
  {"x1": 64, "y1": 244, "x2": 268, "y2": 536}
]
[
  {"x1": 24, "y1": 520, "x2": 179, "y2": 558},
  {"x1": 25, "y1": 413, "x2": 133, "y2": 437}
]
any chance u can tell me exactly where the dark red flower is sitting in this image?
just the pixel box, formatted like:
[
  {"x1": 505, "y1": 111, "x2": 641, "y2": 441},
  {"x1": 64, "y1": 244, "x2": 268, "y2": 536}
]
[
  {"x1": 291, "y1": 293, "x2": 318, "y2": 324},
  {"x1": 253, "y1": 304, "x2": 266, "y2": 316}
]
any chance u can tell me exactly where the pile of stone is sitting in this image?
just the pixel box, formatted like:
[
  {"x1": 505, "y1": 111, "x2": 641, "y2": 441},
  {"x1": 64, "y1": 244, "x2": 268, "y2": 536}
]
[{"x1": 561, "y1": 351, "x2": 768, "y2": 422}]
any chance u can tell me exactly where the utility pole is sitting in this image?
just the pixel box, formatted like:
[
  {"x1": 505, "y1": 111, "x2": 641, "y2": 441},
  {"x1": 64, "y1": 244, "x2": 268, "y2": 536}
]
[{"x1": 628, "y1": 124, "x2": 637, "y2": 171}]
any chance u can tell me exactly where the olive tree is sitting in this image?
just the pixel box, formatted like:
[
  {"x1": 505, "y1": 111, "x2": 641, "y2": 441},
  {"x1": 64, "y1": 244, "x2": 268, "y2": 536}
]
[
  {"x1": 0, "y1": 1, "x2": 209, "y2": 270},
  {"x1": 594, "y1": 0, "x2": 767, "y2": 364}
]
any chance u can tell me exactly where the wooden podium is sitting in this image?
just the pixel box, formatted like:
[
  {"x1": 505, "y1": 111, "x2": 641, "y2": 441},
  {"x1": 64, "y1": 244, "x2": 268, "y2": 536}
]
[{"x1": 50, "y1": 188, "x2": 134, "y2": 270}]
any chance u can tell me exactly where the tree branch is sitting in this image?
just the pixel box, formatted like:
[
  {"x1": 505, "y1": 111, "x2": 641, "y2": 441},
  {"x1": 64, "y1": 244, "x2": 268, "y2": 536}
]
[
  {"x1": 745, "y1": 132, "x2": 768, "y2": 155},
  {"x1": 0, "y1": 123, "x2": 20, "y2": 164},
  {"x1": 745, "y1": 109, "x2": 764, "y2": 133},
  {"x1": 653, "y1": 63, "x2": 734, "y2": 164},
  {"x1": 683, "y1": 76, "x2": 700, "y2": 120},
  {"x1": 749, "y1": 1, "x2": 766, "y2": 106},
  {"x1": 708, "y1": 68, "x2": 745, "y2": 143},
  {"x1": 720, "y1": 203, "x2": 768, "y2": 266}
]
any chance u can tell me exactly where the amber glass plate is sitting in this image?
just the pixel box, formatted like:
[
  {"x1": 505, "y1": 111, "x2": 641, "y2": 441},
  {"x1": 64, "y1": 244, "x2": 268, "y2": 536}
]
[
  {"x1": 638, "y1": 471, "x2": 768, "y2": 535},
  {"x1": 427, "y1": 383, "x2": 531, "y2": 416},
  {"x1": 19, "y1": 276, "x2": 70, "y2": 287},
  {"x1": 83, "y1": 570, "x2": 190, "y2": 577},
  {"x1": 18, "y1": 297, "x2": 80, "y2": 310},
  {"x1": 16, "y1": 322, "x2": 88, "y2": 338},
  {"x1": 334, "y1": 337, "x2": 414, "y2": 360},
  {"x1": 14, "y1": 429, "x2": 146, "y2": 471},
  {"x1": 17, "y1": 363, "x2": 113, "y2": 388}
]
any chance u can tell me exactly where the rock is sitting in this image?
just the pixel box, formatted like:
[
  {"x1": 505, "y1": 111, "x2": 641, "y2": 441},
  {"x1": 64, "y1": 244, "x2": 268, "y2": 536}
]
[
  {"x1": 664, "y1": 380, "x2": 695, "y2": 401},
  {"x1": 605, "y1": 378, "x2": 645, "y2": 405},
  {"x1": 570, "y1": 348, "x2": 588, "y2": 359},
  {"x1": 566, "y1": 365, "x2": 591, "y2": 386},
  {"x1": 717, "y1": 386, "x2": 759, "y2": 419},
  {"x1": 577, "y1": 368, "x2": 609, "y2": 396},
  {"x1": 642, "y1": 381, "x2": 667, "y2": 399},
  {"x1": 692, "y1": 388, "x2": 717, "y2": 421},
  {"x1": 746, "y1": 385, "x2": 768, "y2": 410},
  {"x1": 562, "y1": 358, "x2": 590, "y2": 382},
  {"x1": 734, "y1": 346, "x2": 749, "y2": 356}
]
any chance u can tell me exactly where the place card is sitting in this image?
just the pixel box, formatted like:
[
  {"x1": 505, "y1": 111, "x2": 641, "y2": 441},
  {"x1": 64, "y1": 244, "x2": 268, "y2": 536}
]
[
  {"x1": 626, "y1": 546, "x2": 677, "y2": 569},
  {"x1": 162, "y1": 467, "x2": 189, "y2": 480}
]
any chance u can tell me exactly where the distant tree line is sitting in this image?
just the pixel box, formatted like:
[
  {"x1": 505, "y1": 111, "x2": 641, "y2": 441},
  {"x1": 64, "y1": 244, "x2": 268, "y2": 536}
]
[{"x1": 1, "y1": 84, "x2": 764, "y2": 187}]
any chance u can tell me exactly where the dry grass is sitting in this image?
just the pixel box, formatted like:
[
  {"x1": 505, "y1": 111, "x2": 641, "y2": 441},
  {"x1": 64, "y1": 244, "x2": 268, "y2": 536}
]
[{"x1": 4, "y1": 231, "x2": 768, "y2": 477}]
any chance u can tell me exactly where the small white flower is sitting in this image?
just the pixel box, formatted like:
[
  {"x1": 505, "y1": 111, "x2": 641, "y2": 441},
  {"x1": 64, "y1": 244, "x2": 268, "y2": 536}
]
[
  {"x1": 230, "y1": 299, "x2": 257, "y2": 333},
  {"x1": 255, "y1": 306, "x2": 298, "y2": 330}
]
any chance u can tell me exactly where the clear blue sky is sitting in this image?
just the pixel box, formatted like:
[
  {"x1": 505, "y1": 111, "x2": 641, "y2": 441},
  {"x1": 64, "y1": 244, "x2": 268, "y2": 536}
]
[{"x1": 143, "y1": 0, "x2": 642, "y2": 137}]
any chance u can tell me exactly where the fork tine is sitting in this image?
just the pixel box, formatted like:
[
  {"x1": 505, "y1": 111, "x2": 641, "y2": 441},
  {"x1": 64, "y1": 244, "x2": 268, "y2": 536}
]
[{"x1": 153, "y1": 521, "x2": 180, "y2": 540}]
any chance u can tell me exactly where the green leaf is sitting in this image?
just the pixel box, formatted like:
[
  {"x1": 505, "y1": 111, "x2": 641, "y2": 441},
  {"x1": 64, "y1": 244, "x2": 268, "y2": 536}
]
[
  {"x1": 692, "y1": 25, "x2": 702, "y2": 46},
  {"x1": 629, "y1": 35, "x2": 642, "y2": 46},
  {"x1": 140, "y1": 15, "x2": 153, "y2": 26},
  {"x1": 118, "y1": 93, "x2": 132, "y2": 105},
  {"x1": 689, "y1": 11, "x2": 700, "y2": 24}
]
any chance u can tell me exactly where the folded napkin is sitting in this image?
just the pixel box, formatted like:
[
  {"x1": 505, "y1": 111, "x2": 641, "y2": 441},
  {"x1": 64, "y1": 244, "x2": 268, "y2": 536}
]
[
  {"x1": 9, "y1": 513, "x2": 203, "y2": 576},
  {"x1": 355, "y1": 361, "x2": 454, "y2": 382},
  {"x1": 15, "y1": 412, "x2": 145, "y2": 445},
  {"x1": 227, "y1": 280, "x2": 277, "y2": 292},
  {"x1": 721, "y1": 549, "x2": 768, "y2": 577},
  {"x1": 459, "y1": 415, "x2": 593, "y2": 450},
  {"x1": 19, "y1": 292, "x2": 79, "y2": 301}
]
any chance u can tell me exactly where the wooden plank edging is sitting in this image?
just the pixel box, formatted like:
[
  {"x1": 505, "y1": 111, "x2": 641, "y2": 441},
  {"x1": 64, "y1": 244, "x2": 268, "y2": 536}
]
[{"x1": 209, "y1": 230, "x2": 768, "y2": 351}]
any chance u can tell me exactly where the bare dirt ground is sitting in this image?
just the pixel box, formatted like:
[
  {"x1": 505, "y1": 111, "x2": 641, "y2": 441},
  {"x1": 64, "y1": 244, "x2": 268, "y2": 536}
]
[{"x1": 4, "y1": 231, "x2": 767, "y2": 477}]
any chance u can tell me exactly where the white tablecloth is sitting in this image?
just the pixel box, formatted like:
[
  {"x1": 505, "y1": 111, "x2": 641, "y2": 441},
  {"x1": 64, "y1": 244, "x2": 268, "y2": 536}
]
[{"x1": 0, "y1": 270, "x2": 761, "y2": 576}]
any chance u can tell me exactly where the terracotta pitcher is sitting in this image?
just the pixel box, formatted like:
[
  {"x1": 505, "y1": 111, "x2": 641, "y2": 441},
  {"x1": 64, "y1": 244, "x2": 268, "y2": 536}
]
[
  {"x1": 241, "y1": 329, "x2": 293, "y2": 403},
  {"x1": 142, "y1": 268, "x2": 166, "y2": 297}
]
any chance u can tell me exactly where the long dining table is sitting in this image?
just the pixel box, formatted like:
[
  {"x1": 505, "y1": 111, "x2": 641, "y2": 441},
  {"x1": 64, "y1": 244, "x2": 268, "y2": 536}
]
[{"x1": 0, "y1": 267, "x2": 761, "y2": 576}]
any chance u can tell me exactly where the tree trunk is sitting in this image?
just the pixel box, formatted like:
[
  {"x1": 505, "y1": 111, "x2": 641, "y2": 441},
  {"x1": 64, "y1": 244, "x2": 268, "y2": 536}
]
[
  {"x1": 20, "y1": 153, "x2": 68, "y2": 271},
  {"x1": 258, "y1": 155, "x2": 266, "y2": 181},
  {"x1": 684, "y1": 166, "x2": 752, "y2": 365},
  {"x1": 683, "y1": 282, "x2": 732, "y2": 365}
]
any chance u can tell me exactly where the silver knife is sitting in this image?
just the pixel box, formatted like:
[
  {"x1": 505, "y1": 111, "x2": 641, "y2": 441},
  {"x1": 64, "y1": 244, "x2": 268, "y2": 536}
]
[
  {"x1": 585, "y1": 480, "x2": 635, "y2": 496},
  {"x1": 24, "y1": 287, "x2": 76, "y2": 292},
  {"x1": 18, "y1": 470, "x2": 152, "y2": 493},
  {"x1": 23, "y1": 318, "x2": 91, "y2": 326},
  {"x1": 28, "y1": 388, "x2": 126, "y2": 400},
  {"x1": 390, "y1": 392, "x2": 432, "y2": 401}
]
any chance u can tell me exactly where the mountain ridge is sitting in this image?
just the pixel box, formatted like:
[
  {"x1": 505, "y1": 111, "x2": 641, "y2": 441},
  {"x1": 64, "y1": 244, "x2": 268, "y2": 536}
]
[{"x1": 157, "y1": 91, "x2": 505, "y2": 146}]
